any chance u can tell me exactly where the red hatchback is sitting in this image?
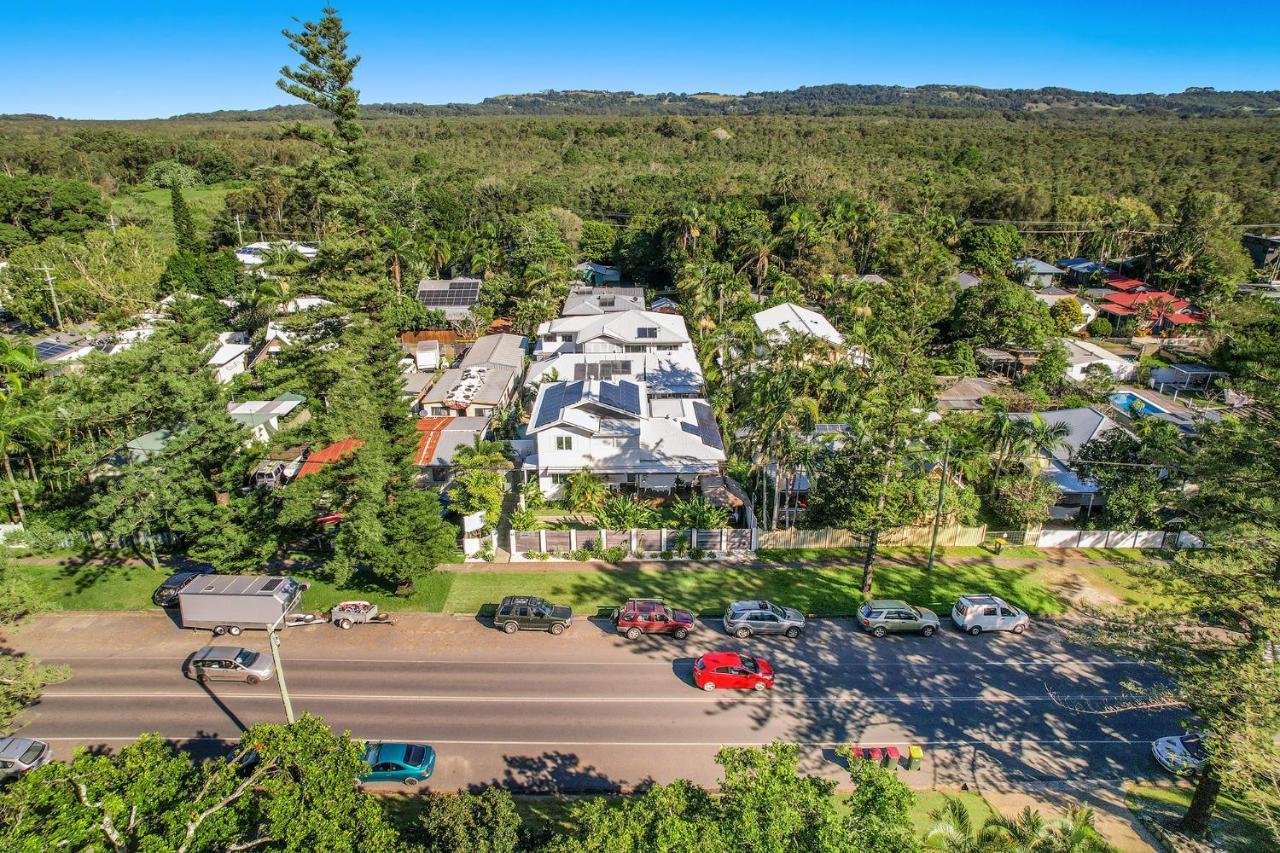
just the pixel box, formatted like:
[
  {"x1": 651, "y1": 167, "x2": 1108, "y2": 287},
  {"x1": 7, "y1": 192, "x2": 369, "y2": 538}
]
[{"x1": 693, "y1": 652, "x2": 774, "y2": 692}]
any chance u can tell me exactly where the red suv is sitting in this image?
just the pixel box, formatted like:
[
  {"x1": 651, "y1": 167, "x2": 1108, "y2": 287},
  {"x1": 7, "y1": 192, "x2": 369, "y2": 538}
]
[
  {"x1": 693, "y1": 652, "x2": 774, "y2": 692},
  {"x1": 612, "y1": 598, "x2": 695, "y2": 640}
]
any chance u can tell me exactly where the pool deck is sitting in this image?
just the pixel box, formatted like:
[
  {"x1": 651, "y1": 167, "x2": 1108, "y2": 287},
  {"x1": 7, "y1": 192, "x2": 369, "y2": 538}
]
[{"x1": 1113, "y1": 385, "x2": 1192, "y2": 414}]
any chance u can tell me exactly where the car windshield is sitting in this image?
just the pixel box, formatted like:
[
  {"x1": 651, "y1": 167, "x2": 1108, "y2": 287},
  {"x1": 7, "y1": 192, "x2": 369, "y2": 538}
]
[
  {"x1": 234, "y1": 649, "x2": 259, "y2": 667},
  {"x1": 404, "y1": 745, "x2": 427, "y2": 766},
  {"x1": 18, "y1": 742, "x2": 43, "y2": 764},
  {"x1": 768, "y1": 603, "x2": 785, "y2": 618},
  {"x1": 1183, "y1": 735, "x2": 1209, "y2": 762},
  {"x1": 739, "y1": 657, "x2": 759, "y2": 673},
  {"x1": 910, "y1": 607, "x2": 922, "y2": 618}
]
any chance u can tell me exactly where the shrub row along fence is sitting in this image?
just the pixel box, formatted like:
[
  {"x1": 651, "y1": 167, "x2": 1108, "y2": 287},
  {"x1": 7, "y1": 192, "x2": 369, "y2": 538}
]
[
  {"x1": 510, "y1": 528, "x2": 755, "y2": 561},
  {"x1": 757, "y1": 524, "x2": 989, "y2": 551}
]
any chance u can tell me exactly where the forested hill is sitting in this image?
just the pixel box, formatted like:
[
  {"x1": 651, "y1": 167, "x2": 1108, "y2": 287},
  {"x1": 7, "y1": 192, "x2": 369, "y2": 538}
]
[{"x1": 159, "y1": 84, "x2": 1280, "y2": 120}]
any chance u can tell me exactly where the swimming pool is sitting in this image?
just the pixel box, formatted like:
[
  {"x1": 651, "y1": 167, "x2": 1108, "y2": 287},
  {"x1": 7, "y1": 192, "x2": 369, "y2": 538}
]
[{"x1": 1109, "y1": 391, "x2": 1168, "y2": 415}]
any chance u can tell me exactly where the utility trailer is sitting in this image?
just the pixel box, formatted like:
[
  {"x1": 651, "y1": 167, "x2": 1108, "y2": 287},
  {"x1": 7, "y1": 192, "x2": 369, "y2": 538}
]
[{"x1": 177, "y1": 574, "x2": 306, "y2": 635}]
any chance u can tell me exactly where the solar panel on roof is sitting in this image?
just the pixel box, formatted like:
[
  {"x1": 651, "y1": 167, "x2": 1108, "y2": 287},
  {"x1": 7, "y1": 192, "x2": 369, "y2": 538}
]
[
  {"x1": 36, "y1": 341, "x2": 74, "y2": 361},
  {"x1": 597, "y1": 381, "x2": 641, "y2": 415},
  {"x1": 533, "y1": 381, "x2": 585, "y2": 429},
  {"x1": 418, "y1": 280, "x2": 481, "y2": 308}
]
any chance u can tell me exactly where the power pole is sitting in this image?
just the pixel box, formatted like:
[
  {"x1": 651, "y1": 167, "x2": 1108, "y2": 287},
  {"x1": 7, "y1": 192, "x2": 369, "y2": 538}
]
[
  {"x1": 35, "y1": 264, "x2": 63, "y2": 331},
  {"x1": 267, "y1": 618, "x2": 295, "y2": 724},
  {"x1": 107, "y1": 213, "x2": 118, "y2": 233},
  {"x1": 233, "y1": 213, "x2": 245, "y2": 245},
  {"x1": 926, "y1": 439, "x2": 950, "y2": 573}
]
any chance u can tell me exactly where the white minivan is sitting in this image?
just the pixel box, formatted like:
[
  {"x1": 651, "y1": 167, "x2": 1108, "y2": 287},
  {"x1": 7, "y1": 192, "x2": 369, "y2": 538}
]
[{"x1": 951, "y1": 595, "x2": 1029, "y2": 636}]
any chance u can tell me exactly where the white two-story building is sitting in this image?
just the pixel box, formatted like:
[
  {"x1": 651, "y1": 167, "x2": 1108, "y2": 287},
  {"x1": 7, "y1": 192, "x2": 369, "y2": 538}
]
[
  {"x1": 524, "y1": 378, "x2": 725, "y2": 499},
  {"x1": 534, "y1": 310, "x2": 694, "y2": 359}
]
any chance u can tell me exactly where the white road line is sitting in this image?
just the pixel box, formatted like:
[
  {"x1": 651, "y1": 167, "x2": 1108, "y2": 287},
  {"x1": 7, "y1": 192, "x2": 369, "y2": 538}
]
[
  {"x1": 39, "y1": 691, "x2": 1133, "y2": 704},
  {"x1": 26, "y1": 735, "x2": 1152, "y2": 747},
  {"x1": 38, "y1": 655, "x2": 1151, "y2": 668}
]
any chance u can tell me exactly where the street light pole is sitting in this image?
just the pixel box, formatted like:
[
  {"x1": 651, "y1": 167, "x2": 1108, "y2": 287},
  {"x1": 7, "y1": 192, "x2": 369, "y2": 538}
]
[
  {"x1": 926, "y1": 439, "x2": 951, "y2": 574},
  {"x1": 267, "y1": 614, "x2": 295, "y2": 724}
]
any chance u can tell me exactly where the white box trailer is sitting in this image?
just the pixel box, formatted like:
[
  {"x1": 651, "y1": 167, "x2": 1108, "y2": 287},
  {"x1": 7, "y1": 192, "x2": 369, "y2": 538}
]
[{"x1": 177, "y1": 574, "x2": 305, "y2": 635}]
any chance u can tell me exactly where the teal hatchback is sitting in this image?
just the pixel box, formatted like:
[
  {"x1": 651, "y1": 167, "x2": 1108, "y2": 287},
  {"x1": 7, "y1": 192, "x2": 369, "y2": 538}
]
[{"x1": 359, "y1": 741, "x2": 436, "y2": 786}]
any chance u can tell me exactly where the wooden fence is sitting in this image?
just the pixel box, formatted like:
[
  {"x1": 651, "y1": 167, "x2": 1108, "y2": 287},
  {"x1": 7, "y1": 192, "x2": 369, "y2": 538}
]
[{"x1": 757, "y1": 524, "x2": 988, "y2": 551}]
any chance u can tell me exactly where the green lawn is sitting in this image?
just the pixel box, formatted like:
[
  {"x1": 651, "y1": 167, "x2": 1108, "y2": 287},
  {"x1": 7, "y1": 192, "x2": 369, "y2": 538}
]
[
  {"x1": 1127, "y1": 783, "x2": 1275, "y2": 852},
  {"x1": 442, "y1": 562, "x2": 1066, "y2": 618},
  {"x1": 15, "y1": 562, "x2": 456, "y2": 614},
  {"x1": 111, "y1": 183, "x2": 240, "y2": 242}
]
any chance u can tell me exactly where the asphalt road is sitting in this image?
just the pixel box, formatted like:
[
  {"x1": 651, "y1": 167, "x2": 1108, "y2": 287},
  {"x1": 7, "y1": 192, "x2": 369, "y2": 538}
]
[{"x1": 7, "y1": 610, "x2": 1183, "y2": 792}]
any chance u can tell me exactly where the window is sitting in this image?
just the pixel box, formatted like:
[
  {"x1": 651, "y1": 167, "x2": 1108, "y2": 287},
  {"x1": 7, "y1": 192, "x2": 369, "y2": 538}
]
[
  {"x1": 474, "y1": 407, "x2": 490, "y2": 416},
  {"x1": 431, "y1": 407, "x2": 449, "y2": 416},
  {"x1": 555, "y1": 436, "x2": 573, "y2": 451},
  {"x1": 517, "y1": 607, "x2": 531, "y2": 618},
  {"x1": 983, "y1": 607, "x2": 997, "y2": 616},
  {"x1": 551, "y1": 473, "x2": 571, "y2": 485},
  {"x1": 637, "y1": 327, "x2": 658, "y2": 339},
  {"x1": 1000, "y1": 607, "x2": 1016, "y2": 617},
  {"x1": 624, "y1": 345, "x2": 647, "y2": 353}
]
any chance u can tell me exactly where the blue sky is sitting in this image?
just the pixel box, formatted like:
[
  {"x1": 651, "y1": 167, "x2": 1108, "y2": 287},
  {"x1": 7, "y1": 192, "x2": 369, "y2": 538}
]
[{"x1": 1, "y1": 1, "x2": 1275, "y2": 119}]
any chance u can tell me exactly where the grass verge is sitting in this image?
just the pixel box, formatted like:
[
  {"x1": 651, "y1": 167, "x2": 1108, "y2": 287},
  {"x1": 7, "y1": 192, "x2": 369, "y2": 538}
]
[{"x1": 1126, "y1": 783, "x2": 1274, "y2": 852}]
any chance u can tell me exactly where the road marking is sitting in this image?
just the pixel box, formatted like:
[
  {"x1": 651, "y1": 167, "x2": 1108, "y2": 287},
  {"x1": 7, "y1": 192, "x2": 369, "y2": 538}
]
[
  {"x1": 39, "y1": 691, "x2": 1134, "y2": 704},
  {"x1": 39, "y1": 654, "x2": 1151, "y2": 669},
  {"x1": 26, "y1": 735, "x2": 1152, "y2": 747}
]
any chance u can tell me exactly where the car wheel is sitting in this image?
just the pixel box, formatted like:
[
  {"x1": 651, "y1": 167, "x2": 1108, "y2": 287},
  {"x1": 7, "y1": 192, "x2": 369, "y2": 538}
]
[
  {"x1": 921, "y1": 625, "x2": 936, "y2": 637},
  {"x1": 550, "y1": 622, "x2": 565, "y2": 635},
  {"x1": 213, "y1": 626, "x2": 227, "y2": 636},
  {"x1": 735, "y1": 626, "x2": 751, "y2": 639},
  {"x1": 337, "y1": 618, "x2": 353, "y2": 630},
  {"x1": 1012, "y1": 623, "x2": 1026, "y2": 635},
  {"x1": 503, "y1": 621, "x2": 518, "y2": 634},
  {"x1": 228, "y1": 626, "x2": 242, "y2": 637},
  {"x1": 784, "y1": 626, "x2": 801, "y2": 639},
  {"x1": 245, "y1": 675, "x2": 259, "y2": 685},
  {"x1": 872, "y1": 626, "x2": 887, "y2": 638},
  {"x1": 753, "y1": 680, "x2": 767, "y2": 692},
  {"x1": 403, "y1": 777, "x2": 418, "y2": 787},
  {"x1": 969, "y1": 625, "x2": 982, "y2": 636},
  {"x1": 626, "y1": 627, "x2": 642, "y2": 640},
  {"x1": 674, "y1": 627, "x2": 689, "y2": 640},
  {"x1": 702, "y1": 681, "x2": 716, "y2": 691}
]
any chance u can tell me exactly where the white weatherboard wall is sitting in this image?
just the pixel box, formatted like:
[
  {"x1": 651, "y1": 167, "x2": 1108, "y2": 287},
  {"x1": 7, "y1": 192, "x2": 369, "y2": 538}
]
[{"x1": 1034, "y1": 529, "x2": 1195, "y2": 549}]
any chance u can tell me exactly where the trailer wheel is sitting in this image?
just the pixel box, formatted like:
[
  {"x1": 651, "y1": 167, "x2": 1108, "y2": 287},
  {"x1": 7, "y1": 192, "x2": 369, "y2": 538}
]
[
  {"x1": 228, "y1": 626, "x2": 242, "y2": 636},
  {"x1": 212, "y1": 626, "x2": 227, "y2": 636},
  {"x1": 337, "y1": 618, "x2": 353, "y2": 630}
]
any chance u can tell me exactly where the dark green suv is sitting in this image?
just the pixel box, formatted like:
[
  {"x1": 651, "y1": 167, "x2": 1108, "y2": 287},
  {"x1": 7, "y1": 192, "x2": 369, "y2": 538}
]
[{"x1": 495, "y1": 596, "x2": 573, "y2": 635}]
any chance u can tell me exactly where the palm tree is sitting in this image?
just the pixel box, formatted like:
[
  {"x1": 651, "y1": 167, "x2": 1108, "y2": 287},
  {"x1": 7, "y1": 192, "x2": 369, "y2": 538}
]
[
  {"x1": 593, "y1": 495, "x2": 657, "y2": 530},
  {"x1": 668, "y1": 495, "x2": 729, "y2": 530},
  {"x1": 469, "y1": 242, "x2": 502, "y2": 280},
  {"x1": 0, "y1": 340, "x2": 37, "y2": 385},
  {"x1": 0, "y1": 378, "x2": 52, "y2": 526},
  {"x1": 379, "y1": 224, "x2": 417, "y2": 299},
  {"x1": 1020, "y1": 414, "x2": 1071, "y2": 463},
  {"x1": 1042, "y1": 807, "x2": 1114, "y2": 853},
  {"x1": 735, "y1": 225, "x2": 783, "y2": 295},
  {"x1": 983, "y1": 806, "x2": 1050, "y2": 850},
  {"x1": 453, "y1": 435, "x2": 513, "y2": 471},
  {"x1": 925, "y1": 795, "x2": 985, "y2": 853},
  {"x1": 421, "y1": 231, "x2": 453, "y2": 278},
  {"x1": 674, "y1": 203, "x2": 714, "y2": 256},
  {"x1": 565, "y1": 469, "x2": 606, "y2": 516}
]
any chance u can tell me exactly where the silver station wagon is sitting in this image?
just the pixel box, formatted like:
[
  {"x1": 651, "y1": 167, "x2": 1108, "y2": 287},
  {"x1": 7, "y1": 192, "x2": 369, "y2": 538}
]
[{"x1": 723, "y1": 600, "x2": 806, "y2": 639}]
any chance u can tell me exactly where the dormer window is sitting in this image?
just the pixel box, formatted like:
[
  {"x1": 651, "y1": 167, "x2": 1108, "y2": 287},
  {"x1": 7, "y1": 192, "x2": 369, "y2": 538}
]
[{"x1": 637, "y1": 327, "x2": 658, "y2": 339}]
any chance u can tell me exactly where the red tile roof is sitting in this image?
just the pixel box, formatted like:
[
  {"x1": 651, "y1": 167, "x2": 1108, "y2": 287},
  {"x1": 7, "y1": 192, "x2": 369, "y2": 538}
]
[
  {"x1": 1159, "y1": 312, "x2": 1203, "y2": 325},
  {"x1": 1101, "y1": 290, "x2": 1191, "y2": 312},
  {"x1": 1104, "y1": 275, "x2": 1147, "y2": 292},
  {"x1": 414, "y1": 417, "x2": 453, "y2": 467},
  {"x1": 295, "y1": 437, "x2": 365, "y2": 479}
]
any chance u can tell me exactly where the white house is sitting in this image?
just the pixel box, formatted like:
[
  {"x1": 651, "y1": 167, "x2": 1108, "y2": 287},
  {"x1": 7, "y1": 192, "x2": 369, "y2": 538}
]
[
  {"x1": 525, "y1": 378, "x2": 725, "y2": 499},
  {"x1": 753, "y1": 302, "x2": 844, "y2": 347},
  {"x1": 227, "y1": 393, "x2": 308, "y2": 442},
  {"x1": 534, "y1": 310, "x2": 693, "y2": 358},
  {"x1": 561, "y1": 287, "x2": 645, "y2": 316},
  {"x1": 524, "y1": 347, "x2": 705, "y2": 398},
  {"x1": 207, "y1": 332, "x2": 251, "y2": 384},
  {"x1": 1063, "y1": 338, "x2": 1136, "y2": 382},
  {"x1": 1032, "y1": 287, "x2": 1097, "y2": 331},
  {"x1": 280, "y1": 295, "x2": 333, "y2": 314},
  {"x1": 419, "y1": 364, "x2": 518, "y2": 418},
  {"x1": 234, "y1": 241, "x2": 318, "y2": 266}
]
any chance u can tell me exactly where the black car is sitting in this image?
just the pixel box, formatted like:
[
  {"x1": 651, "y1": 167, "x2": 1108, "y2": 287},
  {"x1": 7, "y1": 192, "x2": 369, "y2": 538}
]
[
  {"x1": 495, "y1": 596, "x2": 573, "y2": 635},
  {"x1": 152, "y1": 571, "x2": 210, "y2": 607}
]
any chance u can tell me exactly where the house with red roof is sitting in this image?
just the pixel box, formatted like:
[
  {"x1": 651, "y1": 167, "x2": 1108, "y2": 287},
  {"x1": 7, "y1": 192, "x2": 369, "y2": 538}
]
[
  {"x1": 414, "y1": 416, "x2": 491, "y2": 485},
  {"x1": 295, "y1": 437, "x2": 365, "y2": 479},
  {"x1": 1097, "y1": 290, "x2": 1201, "y2": 331}
]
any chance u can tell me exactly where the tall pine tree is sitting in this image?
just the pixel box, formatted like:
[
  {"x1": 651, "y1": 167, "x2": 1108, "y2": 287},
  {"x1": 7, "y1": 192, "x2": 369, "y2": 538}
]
[{"x1": 170, "y1": 183, "x2": 198, "y2": 254}]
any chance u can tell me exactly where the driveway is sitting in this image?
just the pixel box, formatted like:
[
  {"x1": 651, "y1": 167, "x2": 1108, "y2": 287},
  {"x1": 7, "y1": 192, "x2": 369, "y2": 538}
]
[{"x1": 7, "y1": 611, "x2": 1181, "y2": 794}]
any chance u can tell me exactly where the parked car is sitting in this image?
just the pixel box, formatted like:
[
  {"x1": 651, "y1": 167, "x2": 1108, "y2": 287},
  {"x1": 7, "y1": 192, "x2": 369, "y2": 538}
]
[
  {"x1": 185, "y1": 645, "x2": 275, "y2": 685},
  {"x1": 693, "y1": 652, "x2": 774, "y2": 692},
  {"x1": 858, "y1": 600, "x2": 940, "y2": 637},
  {"x1": 495, "y1": 596, "x2": 573, "y2": 635},
  {"x1": 0, "y1": 737, "x2": 50, "y2": 781},
  {"x1": 359, "y1": 741, "x2": 436, "y2": 786},
  {"x1": 612, "y1": 598, "x2": 695, "y2": 640},
  {"x1": 950, "y1": 594, "x2": 1029, "y2": 636},
  {"x1": 723, "y1": 600, "x2": 805, "y2": 639},
  {"x1": 1152, "y1": 732, "x2": 1208, "y2": 776},
  {"x1": 152, "y1": 571, "x2": 210, "y2": 607}
]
